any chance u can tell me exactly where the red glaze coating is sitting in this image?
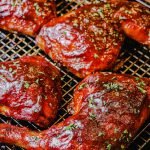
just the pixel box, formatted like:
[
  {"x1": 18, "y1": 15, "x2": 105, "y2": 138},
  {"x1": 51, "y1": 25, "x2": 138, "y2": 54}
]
[
  {"x1": 0, "y1": 56, "x2": 61, "y2": 127},
  {"x1": 0, "y1": 72, "x2": 149, "y2": 149},
  {"x1": 0, "y1": 0, "x2": 56, "y2": 36},
  {"x1": 66, "y1": 0, "x2": 128, "y2": 5},
  {"x1": 114, "y1": 2, "x2": 150, "y2": 45},
  {"x1": 36, "y1": 3, "x2": 125, "y2": 78}
]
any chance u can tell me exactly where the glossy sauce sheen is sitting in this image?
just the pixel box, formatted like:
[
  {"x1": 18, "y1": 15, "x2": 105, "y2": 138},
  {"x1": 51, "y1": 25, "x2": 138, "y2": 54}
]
[
  {"x1": 0, "y1": 72, "x2": 149, "y2": 149},
  {"x1": 0, "y1": 0, "x2": 56, "y2": 36},
  {"x1": 114, "y1": 2, "x2": 150, "y2": 45},
  {"x1": 0, "y1": 56, "x2": 61, "y2": 127},
  {"x1": 36, "y1": 3, "x2": 125, "y2": 78}
]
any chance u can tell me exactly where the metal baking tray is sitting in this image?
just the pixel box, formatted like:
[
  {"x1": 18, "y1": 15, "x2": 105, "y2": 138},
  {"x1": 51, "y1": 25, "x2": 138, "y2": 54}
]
[{"x1": 0, "y1": 0, "x2": 149, "y2": 149}]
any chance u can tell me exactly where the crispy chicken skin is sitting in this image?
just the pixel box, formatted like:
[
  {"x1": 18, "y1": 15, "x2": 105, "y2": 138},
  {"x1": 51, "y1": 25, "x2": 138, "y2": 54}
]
[
  {"x1": 0, "y1": 72, "x2": 149, "y2": 149},
  {"x1": 36, "y1": 3, "x2": 125, "y2": 78},
  {"x1": 0, "y1": 56, "x2": 61, "y2": 127},
  {"x1": 0, "y1": 0, "x2": 56, "y2": 36}
]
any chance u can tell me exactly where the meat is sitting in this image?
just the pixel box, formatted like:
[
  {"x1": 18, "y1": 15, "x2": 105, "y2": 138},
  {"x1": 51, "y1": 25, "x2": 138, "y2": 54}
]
[
  {"x1": 0, "y1": 56, "x2": 61, "y2": 127},
  {"x1": 36, "y1": 1, "x2": 149, "y2": 78},
  {"x1": 0, "y1": 72, "x2": 149, "y2": 149},
  {"x1": 0, "y1": 0, "x2": 56, "y2": 36},
  {"x1": 36, "y1": 3, "x2": 125, "y2": 78},
  {"x1": 114, "y1": 2, "x2": 150, "y2": 45}
]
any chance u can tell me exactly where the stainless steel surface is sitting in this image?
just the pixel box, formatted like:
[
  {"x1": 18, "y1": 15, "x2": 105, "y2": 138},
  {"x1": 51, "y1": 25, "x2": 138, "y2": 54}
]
[
  {"x1": 0, "y1": 0, "x2": 150, "y2": 149},
  {"x1": 135, "y1": 0, "x2": 150, "y2": 8}
]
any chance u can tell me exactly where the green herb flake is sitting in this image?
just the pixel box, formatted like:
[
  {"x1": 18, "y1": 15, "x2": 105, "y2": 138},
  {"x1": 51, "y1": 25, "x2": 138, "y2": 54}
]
[
  {"x1": 106, "y1": 144, "x2": 112, "y2": 150},
  {"x1": 129, "y1": 133, "x2": 132, "y2": 137},
  {"x1": 9, "y1": 68, "x2": 13, "y2": 72},
  {"x1": 138, "y1": 81, "x2": 146, "y2": 87},
  {"x1": 105, "y1": 4, "x2": 111, "y2": 9},
  {"x1": 98, "y1": 132, "x2": 105, "y2": 137},
  {"x1": 135, "y1": 77, "x2": 140, "y2": 81},
  {"x1": 78, "y1": 83, "x2": 87, "y2": 90},
  {"x1": 123, "y1": 129, "x2": 128, "y2": 134},
  {"x1": 137, "y1": 86, "x2": 146, "y2": 94},
  {"x1": 89, "y1": 113, "x2": 96, "y2": 120},
  {"x1": 35, "y1": 79, "x2": 39, "y2": 84},
  {"x1": 113, "y1": 138, "x2": 117, "y2": 142},
  {"x1": 97, "y1": 8, "x2": 104, "y2": 18},
  {"x1": 34, "y1": 3, "x2": 41, "y2": 16},
  {"x1": 114, "y1": 128, "x2": 119, "y2": 134},
  {"x1": 121, "y1": 144, "x2": 125, "y2": 149},
  {"x1": 65, "y1": 123, "x2": 77, "y2": 131},
  {"x1": 94, "y1": 53, "x2": 99, "y2": 59},
  {"x1": 103, "y1": 82, "x2": 123, "y2": 91},
  {"x1": 11, "y1": 2, "x2": 16, "y2": 7},
  {"x1": 1, "y1": 65, "x2": 6, "y2": 70},
  {"x1": 39, "y1": 72, "x2": 45, "y2": 75},
  {"x1": 63, "y1": 31, "x2": 67, "y2": 35},
  {"x1": 32, "y1": 136, "x2": 40, "y2": 141},
  {"x1": 136, "y1": 80, "x2": 146, "y2": 94},
  {"x1": 34, "y1": 109, "x2": 39, "y2": 113},
  {"x1": 61, "y1": 77, "x2": 64, "y2": 81},
  {"x1": 24, "y1": 82, "x2": 30, "y2": 89},
  {"x1": 88, "y1": 97, "x2": 94, "y2": 108}
]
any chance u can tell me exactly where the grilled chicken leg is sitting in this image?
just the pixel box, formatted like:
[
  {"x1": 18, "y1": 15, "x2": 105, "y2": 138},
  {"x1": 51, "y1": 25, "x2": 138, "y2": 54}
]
[
  {"x1": 114, "y1": 1, "x2": 150, "y2": 45},
  {"x1": 0, "y1": 0, "x2": 56, "y2": 36},
  {"x1": 0, "y1": 72, "x2": 149, "y2": 149},
  {"x1": 36, "y1": 1, "x2": 149, "y2": 78},
  {"x1": 0, "y1": 56, "x2": 61, "y2": 127},
  {"x1": 36, "y1": 3, "x2": 125, "y2": 78}
]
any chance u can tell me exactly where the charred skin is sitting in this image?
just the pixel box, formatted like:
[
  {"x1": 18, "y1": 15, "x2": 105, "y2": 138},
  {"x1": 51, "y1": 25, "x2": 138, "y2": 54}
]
[
  {"x1": 0, "y1": 72, "x2": 149, "y2": 149},
  {"x1": 36, "y1": 3, "x2": 125, "y2": 78},
  {"x1": 0, "y1": 56, "x2": 61, "y2": 127},
  {"x1": 0, "y1": 0, "x2": 56, "y2": 36}
]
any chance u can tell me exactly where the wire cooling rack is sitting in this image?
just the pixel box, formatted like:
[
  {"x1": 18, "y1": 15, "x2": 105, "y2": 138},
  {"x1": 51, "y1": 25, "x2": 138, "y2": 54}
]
[{"x1": 0, "y1": 0, "x2": 149, "y2": 149}]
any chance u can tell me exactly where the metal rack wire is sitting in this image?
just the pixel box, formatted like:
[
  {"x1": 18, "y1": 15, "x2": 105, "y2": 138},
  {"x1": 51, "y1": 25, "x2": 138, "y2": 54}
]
[{"x1": 0, "y1": 0, "x2": 149, "y2": 149}]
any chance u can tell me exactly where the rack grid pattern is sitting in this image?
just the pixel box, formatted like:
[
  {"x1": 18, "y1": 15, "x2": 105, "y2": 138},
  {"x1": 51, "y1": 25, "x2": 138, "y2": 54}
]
[{"x1": 0, "y1": 0, "x2": 149, "y2": 149}]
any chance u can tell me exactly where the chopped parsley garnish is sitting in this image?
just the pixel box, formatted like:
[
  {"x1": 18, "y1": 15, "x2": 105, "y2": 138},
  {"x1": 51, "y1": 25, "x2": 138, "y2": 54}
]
[
  {"x1": 88, "y1": 97, "x2": 95, "y2": 108},
  {"x1": 89, "y1": 112, "x2": 96, "y2": 120},
  {"x1": 106, "y1": 144, "x2": 112, "y2": 150},
  {"x1": 9, "y1": 68, "x2": 13, "y2": 72},
  {"x1": 123, "y1": 129, "x2": 128, "y2": 134},
  {"x1": 105, "y1": 4, "x2": 111, "y2": 9},
  {"x1": 11, "y1": 2, "x2": 17, "y2": 7},
  {"x1": 121, "y1": 144, "x2": 125, "y2": 149},
  {"x1": 35, "y1": 79, "x2": 39, "y2": 84},
  {"x1": 65, "y1": 123, "x2": 77, "y2": 131},
  {"x1": 34, "y1": 109, "x2": 39, "y2": 113},
  {"x1": 94, "y1": 53, "x2": 99, "y2": 59},
  {"x1": 135, "y1": 77, "x2": 140, "y2": 81},
  {"x1": 32, "y1": 136, "x2": 40, "y2": 141},
  {"x1": 34, "y1": 3, "x2": 41, "y2": 16},
  {"x1": 114, "y1": 128, "x2": 119, "y2": 134},
  {"x1": 63, "y1": 31, "x2": 67, "y2": 35},
  {"x1": 98, "y1": 131, "x2": 105, "y2": 137},
  {"x1": 97, "y1": 8, "x2": 104, "y2": 18},
  {"x1": 103, "y1": 82, "x2": 123, "y2": 91},
  {"x1": 138, "y1": 81, "x2": 146, "y2": 87},
  {"x1": 1, "y1": 65, "x2": 6, "y2": 70},
  {"x1": 24, "y1": 81, "x2": 30, "y2": 89},
  {"x1": 61, "y1": 77, "x2": 64, "y2": 81},
  {"x1": 137, "y1": 81, "x2": 146, "y2": 94},
  {"x1": 78, "y1": 83, "x2": 87, "y2": 90}
]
